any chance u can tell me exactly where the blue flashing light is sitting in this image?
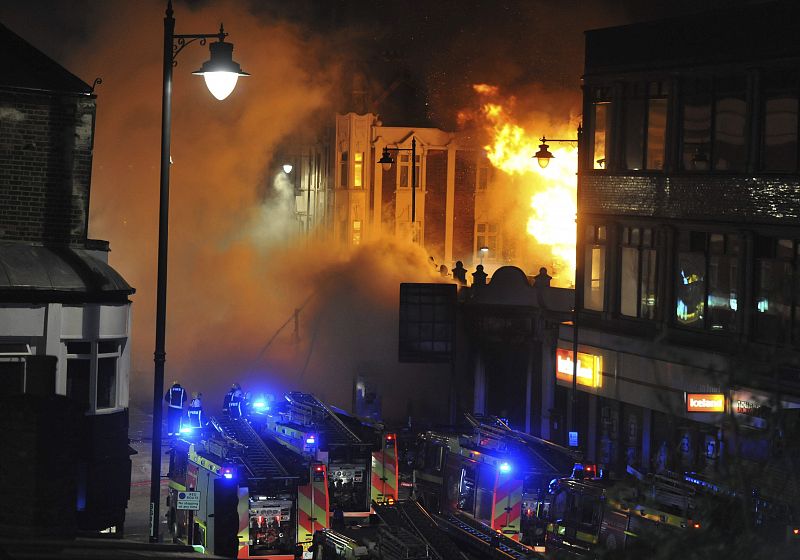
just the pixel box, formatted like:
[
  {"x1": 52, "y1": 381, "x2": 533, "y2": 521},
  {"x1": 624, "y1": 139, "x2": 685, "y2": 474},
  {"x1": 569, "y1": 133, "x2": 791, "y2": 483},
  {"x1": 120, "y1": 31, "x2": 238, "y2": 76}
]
[
  {"x1": 180, "y1": 426, "x2": 193, "y2": 434},
  {"x1": 306, "y1": 435, "x2": 316, "y2": 445},
  {"x1": 499, "y1": 462, "x2": 512, "y2": 474},
  {"x1": 253, "y1": 400, "x2": 267, "y2": 409},
  {"x1": 223, "y1": 472, "x2": 233, "y2": 479}
]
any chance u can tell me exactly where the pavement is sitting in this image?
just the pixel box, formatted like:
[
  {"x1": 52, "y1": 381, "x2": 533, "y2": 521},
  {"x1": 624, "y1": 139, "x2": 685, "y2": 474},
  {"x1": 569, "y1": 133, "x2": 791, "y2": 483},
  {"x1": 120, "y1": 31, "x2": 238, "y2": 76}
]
[{"x1": 126, "y1": 438, "x2": 171, "y2": 543}]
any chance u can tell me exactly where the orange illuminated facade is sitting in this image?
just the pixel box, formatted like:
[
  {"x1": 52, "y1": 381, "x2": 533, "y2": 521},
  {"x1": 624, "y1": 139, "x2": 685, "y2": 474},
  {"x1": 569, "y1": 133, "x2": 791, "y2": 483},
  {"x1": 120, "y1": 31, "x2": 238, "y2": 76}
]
[{"x1": 555, "y1": 348, "x2": 602, "y2": 388}]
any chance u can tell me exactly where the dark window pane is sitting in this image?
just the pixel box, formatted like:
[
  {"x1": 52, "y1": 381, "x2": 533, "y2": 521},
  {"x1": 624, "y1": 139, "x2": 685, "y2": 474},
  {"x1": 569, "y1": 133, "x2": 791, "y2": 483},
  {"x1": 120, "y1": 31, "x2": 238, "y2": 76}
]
[
  {"x1": 97, "y1": 357, "x2": 117, "y2": 409},
  {"x1": 708, "y1": 255, "x2": 738, "y2": 331},
  {"x1": 677, "y1": 252, "x2": 706, "y2": 327},
  {"x1": 646, "y1": 98, "x2": 667, "y2": 170},
  {"x1": 67, "y1": 359, "x2": 90, "y2": 412},
  {"x1": 585, "y1": 245, "x2": 606, "y2": 311},
  {"x1": 709, "y1": 234, "x2": 725, "y2": 255},
  {"x1": 624, "y1": 98, "x2": 645, "y2": 170},
  {"x1": 620, "y1": 247, "x2": 639, "y2": 317},
  {"x1": 756, "y1": 259, "x2": 792, "y2": 342},
  {"x1": 340, "y1": 151, "x2": 349, "y2": 189},
  {"x1": 0, "y1": 361, "x2": 25, "y2": 395},
  {"x1": 98, "y1": 340, "x2": 119, "y2": 354},
  {"x1": 641, "y1": 249, "x2": 657, "y2": 319},
  {"x1": 593, "y1": 102, "x2": 611, "y2": 169},
  {"x1": 763, "y1": 95, "x2": 798, "y2": 172},
  {"x1": 683, "y1": 97, "x2": 712, "y2": 169},
  {"x1": 66, "y1": 341, "x2": 91, "y2": 355},
  {"x1": 714, "y1": 96, "x2": 747, "y2": 171}
]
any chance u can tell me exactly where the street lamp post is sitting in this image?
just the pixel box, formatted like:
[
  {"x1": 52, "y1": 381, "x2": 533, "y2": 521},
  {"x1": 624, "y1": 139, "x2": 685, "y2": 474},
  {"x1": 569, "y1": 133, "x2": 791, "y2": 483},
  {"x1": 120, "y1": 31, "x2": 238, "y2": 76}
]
[
  {"x1": 534, "y1": 126, "x2": 583, "y2": 443},
  {"x1": 149, "y1": 0, "x2": 248, "y2": 543},
  {"x1": 378, "y1": 137, "x2": 419, "y2": 242}
]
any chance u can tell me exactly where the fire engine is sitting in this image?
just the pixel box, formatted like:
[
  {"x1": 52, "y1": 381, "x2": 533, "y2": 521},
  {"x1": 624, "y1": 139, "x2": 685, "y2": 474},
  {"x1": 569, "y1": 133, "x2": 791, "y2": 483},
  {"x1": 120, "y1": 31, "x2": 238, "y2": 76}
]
[
  {"x1": 167, "y1": 414, "x2": 329, "y2": 558},
  {"x1": 412, "y1": 414, "x2": 577, "y2": 546},
  {"x1": 257, "y1": 392, "x2": 398, "y2": 517},
  {"x1": 543, "y1": 466, "x2": 702, "y2": 558}
]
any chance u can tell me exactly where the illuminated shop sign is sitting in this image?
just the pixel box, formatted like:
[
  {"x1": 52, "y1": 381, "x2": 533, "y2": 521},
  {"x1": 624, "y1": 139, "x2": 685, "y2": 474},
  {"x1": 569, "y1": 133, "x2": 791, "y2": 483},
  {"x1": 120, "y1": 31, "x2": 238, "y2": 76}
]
[
  {"x1": 686, "y1": 393, "x2": 725, "y2": 413},
  {"x1": 556, "y1": 348, "x2": 602, "y2": 388},
  {"x1": 732, "y1": 390, "x2": 800, "y2": 429}
]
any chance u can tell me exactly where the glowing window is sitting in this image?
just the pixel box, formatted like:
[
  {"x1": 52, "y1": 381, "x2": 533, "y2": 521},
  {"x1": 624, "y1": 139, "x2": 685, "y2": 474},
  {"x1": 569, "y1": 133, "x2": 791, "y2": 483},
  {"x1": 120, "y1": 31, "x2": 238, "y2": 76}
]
[{"x1": 354, "y1": 152, "x2": 364, "y2": 188}]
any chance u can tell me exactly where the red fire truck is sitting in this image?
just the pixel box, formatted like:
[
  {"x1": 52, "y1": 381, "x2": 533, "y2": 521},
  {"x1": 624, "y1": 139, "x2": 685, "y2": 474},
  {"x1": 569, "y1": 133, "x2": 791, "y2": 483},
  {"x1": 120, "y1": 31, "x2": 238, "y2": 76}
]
[
  {"x1": 167, "y1": 414, "x2": 329, "y2": 558},
  {"x1": 257, "y1": 392, "x2": 397, "y2": 517},
  {"x1": 413, "y1": 414, "x2": 577, "y2": 546}
]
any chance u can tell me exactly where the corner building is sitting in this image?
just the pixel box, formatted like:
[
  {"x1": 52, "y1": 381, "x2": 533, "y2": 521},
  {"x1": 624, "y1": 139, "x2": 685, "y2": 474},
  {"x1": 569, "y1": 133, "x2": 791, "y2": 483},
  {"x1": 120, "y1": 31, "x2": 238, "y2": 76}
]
[
  {"x1": 557, "y1": 1, "x2": 800, "y2": 495},
  {"x1": 0, "y1": 23, "x2": 134, "y2": 535}
]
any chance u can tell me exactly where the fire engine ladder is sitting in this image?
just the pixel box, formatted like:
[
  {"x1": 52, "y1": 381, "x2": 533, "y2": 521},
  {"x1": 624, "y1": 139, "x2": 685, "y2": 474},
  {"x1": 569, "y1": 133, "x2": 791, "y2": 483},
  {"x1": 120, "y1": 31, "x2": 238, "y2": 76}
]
[
  {"x1": 435, "y1": 511, "x2": 543, "y2": 560},
  {"x1": 286, "y1": 392, "x2": 363, "y2": 445},
  {"x1": 647, "y1": 471, "x2": 696, "y2": 513},
  {"x1": 397, "y1": 501, "x2": 470, "y2": 560},
  {"x1": 213, "y1": 415, "x2": 290, "y2": 479},
  {"x1": 377, "y1": 525, "x2": 430, "y2": 560},
  {"x1": 465, "y1": 413, "x2": 575, "y2": 474}
]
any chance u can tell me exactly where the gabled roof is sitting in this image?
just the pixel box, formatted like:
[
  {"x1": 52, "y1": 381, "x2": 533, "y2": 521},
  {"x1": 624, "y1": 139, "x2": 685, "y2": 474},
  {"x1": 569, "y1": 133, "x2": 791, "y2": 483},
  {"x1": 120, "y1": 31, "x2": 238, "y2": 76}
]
[{"x1": 0, "y1": 21, "x2": 92, "y2": 94}]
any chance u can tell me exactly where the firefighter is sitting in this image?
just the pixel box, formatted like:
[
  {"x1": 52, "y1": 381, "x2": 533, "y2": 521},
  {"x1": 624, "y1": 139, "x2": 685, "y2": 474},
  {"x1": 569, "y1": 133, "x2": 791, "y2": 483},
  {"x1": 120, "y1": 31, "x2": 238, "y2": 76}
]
[
  {"x1": 164, "y1": 381, "x2": 187, "y2": 436},
  {"x1": 187, "y1": 392, "x2": 205, "y2": 429},
  {"x1": 227, "y1": 383, "x2": 244, "y2": 418},
  {"x1": 223, "y1": 383, "x2": 238, "y2": 415}
]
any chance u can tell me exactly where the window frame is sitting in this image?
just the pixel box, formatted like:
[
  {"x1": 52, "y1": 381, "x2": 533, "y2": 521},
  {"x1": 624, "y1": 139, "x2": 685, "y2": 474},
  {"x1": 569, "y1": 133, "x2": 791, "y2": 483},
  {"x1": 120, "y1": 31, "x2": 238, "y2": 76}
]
[
  {"x1": 622, "y1": 81, "x2": 669, "y2": 172},
  {"x1": 679, "y1": 74, "x2": 748, "y2": 172},
  {"x1": 583, "y1": 225, "x2": 607, "y2": 312},
  {"x1": 63, "y1": 339, "x2": 123, "y2": 413},
  {"x1": 753, "y1": 236, "x2": 800, "y2": 345},
  {"x1": 760, "y1": 69, "x2": 800, "y2": 173},
  {"x1": 618, "y1": 226, "x2": 658, "y2": 320},
  {"x1": 674, "y1": 231, "x2": 741, "y2": 332}
]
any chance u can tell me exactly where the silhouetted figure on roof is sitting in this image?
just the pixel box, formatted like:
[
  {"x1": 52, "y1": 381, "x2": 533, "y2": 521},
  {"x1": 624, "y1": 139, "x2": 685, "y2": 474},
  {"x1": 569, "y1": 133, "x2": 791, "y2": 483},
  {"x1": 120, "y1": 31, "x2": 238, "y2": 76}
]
[
  {"x1": 472, "y1": 264, "x2": 487, "y2": 286},
  {"x1": 533, "y1": 267, "x2": 552, "y2": 288},
  {"x1": 452, "y1": 261, "x2": 467, "y2": 285}
]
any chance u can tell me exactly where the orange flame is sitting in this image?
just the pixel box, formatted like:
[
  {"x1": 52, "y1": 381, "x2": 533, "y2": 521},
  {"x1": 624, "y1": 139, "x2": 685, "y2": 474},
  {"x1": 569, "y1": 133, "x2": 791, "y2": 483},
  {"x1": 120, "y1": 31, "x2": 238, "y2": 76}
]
[{"x1": 472, "y1": 85, "x2": 577, "y2": 286}]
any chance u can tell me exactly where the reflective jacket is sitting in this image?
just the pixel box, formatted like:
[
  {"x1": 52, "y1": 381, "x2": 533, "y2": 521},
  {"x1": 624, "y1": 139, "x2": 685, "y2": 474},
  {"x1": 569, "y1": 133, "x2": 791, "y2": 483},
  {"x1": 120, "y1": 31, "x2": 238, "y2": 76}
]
[{"x1": 165, "y1": 384, "x2": 187, "y2": 409}]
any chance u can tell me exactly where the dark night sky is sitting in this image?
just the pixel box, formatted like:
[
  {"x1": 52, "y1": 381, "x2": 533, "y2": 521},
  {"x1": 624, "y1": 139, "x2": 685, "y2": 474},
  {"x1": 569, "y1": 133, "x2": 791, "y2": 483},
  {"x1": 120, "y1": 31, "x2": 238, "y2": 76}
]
[
  {"x1": 0, "y1": 0, "x2": 757, "y2": 127},
  {"x1": 0, "y1": 0, "x2": 764, "y2": 417}
]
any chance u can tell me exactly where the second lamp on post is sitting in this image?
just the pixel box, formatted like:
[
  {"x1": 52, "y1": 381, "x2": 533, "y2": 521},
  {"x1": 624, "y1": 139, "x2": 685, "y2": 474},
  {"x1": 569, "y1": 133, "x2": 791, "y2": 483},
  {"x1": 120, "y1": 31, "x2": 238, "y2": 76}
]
[
  {"x1": 149, "y1": 0, "x2": 249, "y2": 544},
  {"x1": 378, "y1": 137, "x2": 420, "y2": 243}
]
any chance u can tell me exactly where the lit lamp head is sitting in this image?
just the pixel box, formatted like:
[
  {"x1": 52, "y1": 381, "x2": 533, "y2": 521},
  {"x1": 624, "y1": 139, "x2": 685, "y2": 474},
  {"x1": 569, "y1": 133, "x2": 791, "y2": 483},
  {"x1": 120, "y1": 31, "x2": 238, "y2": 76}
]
[
  {"x1": 193, "y1": 25, "x2": 249, "y2": 101},
  {"x1": 479, "y1": 246, "x2": 489, "y2": 255},
  {"x1": 283, "y1": 163, "x2": 293, "y2": 174},
  {"x1": 378, "y1": 147, "x2": 394, "y2": 172},
  {"x1": 534, "y1": 138, "x2": 554, "y2": 169}
]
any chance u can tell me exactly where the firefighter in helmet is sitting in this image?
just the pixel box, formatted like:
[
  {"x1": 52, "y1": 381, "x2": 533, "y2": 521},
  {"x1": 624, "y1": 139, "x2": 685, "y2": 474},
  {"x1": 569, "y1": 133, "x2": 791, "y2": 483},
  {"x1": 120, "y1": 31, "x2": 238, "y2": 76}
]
[
  {"x1": 164, "y1": 381, "x2": 187, "y2": 436},
  {"x1": 187, "y1": 392, "x2": 205, "y2": 429},
  {"x1": 225, "y1": 383, "x2": 244, "y2": 418}
]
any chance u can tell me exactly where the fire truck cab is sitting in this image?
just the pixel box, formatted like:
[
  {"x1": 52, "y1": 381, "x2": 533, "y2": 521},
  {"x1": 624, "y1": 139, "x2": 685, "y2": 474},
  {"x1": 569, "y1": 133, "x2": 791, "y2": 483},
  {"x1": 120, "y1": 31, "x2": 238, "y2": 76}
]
[
  {"x1": 167, "y1": 414, "x2": 329, "y2": 558},
  {"x1": 544, "y1": 469, "x2": 699, "y2": 558},
  {"x1": 413, "y1": 414, "x2": 576, "y2": 546},
  {"x1": 258, "y1": 392, "x2": 396, "y2": 517}
]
